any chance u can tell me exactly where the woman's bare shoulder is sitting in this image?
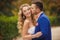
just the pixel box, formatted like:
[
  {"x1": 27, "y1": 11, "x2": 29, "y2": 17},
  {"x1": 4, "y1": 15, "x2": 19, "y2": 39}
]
[
  {"x1": 24, "y1": 19, "x2": 30, "y2": 23},
  {"x1": 23, "y1": 19, "x2": 30, "y2": 28},
  {"x1": 24, "y1": 19, "x2": 30, "y2": 24}
]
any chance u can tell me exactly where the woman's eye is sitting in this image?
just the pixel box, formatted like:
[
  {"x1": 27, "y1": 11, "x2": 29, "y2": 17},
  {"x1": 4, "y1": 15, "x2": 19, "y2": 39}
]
[{"x1": 24, "y1": 10, "x2": 26, "y2": 12}]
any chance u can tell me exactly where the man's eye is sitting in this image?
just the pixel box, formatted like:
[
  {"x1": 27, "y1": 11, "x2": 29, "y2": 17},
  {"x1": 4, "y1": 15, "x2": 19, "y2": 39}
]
[{"x1": 31, "y1": 8, "x2": 33, "y2": 9}]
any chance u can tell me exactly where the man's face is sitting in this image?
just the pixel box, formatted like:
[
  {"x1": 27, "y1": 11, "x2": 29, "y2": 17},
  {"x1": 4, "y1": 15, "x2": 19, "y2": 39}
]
[{"x1": 31, "y1": 4, "x2": 37, "y2": 14}]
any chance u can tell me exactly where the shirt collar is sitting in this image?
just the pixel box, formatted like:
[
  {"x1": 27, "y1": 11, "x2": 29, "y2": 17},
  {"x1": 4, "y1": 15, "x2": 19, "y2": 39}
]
[
  {"x1": 38, "y1": 11, "x2": 43, "y2": 18},
  {"x1": 36, "y1": 11, "x2": 43, "y2": 21},
  {"x1": 39, "y1": 11, "x2": 43, "y2": 16}
]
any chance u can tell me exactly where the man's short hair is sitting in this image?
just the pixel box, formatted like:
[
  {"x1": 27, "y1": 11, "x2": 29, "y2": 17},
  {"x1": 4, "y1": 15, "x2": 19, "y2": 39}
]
[{"x1": 33, "y1": 2, "x2": 43, "y2": 11}]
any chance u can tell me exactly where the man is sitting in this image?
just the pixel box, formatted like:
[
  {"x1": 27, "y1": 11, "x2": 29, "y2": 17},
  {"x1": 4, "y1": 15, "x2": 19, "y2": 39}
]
[{"x1": 31, "y1": 2, "x2": 52, "y2": 40}]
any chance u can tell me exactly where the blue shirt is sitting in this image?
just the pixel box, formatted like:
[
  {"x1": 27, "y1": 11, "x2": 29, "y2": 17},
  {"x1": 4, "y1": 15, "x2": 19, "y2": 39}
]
[{"x1": 32, "y1": 12, "x2": 51, "y2": 40}]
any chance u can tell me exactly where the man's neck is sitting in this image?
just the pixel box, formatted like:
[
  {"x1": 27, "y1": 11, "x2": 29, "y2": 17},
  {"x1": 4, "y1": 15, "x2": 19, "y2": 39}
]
[
  {"x1": 37, "y1": 11, "x2": 43, "y2": 16},
  {"x1": 35, "y1": 11, "x2": 43, "y2": 21},
  {"x1": 36, "y1": 11, "x2": 43, "y2": 19}
]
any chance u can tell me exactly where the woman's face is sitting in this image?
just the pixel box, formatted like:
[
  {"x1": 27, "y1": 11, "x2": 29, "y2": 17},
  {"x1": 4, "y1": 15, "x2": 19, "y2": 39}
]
[{"x1": 22, "y1": 6, "x2": 31, "y2": 17}]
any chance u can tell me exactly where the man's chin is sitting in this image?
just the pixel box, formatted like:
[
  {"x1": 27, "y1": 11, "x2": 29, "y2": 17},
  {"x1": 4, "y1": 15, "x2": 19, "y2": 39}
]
[{"x1": 32, "y1": 12, "x2": 36, "y2": 15}]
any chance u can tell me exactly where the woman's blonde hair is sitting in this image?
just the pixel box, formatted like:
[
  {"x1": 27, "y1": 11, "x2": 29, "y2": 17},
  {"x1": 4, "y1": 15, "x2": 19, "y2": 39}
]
[{"x1": 17, "y1": 4, "x2": 36, "y2": 35}]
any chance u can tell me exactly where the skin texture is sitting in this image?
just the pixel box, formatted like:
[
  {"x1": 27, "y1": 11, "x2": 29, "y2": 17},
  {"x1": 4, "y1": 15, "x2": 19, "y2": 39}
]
[
  {"x1": 31, "y1": 4, "x2": 37, "y2": 14},
  {"x1": 22, "y1": 6, "x2": 31, "y2": 18},
  {"x1": 31, "y1": 4, "x2": 41, "y2": 15}
]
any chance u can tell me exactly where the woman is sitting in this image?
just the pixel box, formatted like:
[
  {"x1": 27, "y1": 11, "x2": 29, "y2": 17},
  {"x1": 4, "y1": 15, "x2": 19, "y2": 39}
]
[{"x1": 17, "y1": 4, "x2": 42, "y2": 40}]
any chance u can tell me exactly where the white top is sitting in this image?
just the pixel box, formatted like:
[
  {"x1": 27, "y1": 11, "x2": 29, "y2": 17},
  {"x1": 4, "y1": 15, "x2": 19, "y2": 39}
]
[{"x1": 28, "y1": 26, "x2": 35, "y2": 34}]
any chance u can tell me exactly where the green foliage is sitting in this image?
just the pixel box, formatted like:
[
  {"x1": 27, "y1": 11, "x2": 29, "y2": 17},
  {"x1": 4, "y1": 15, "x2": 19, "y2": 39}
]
[
  {"x1": 49, "y1": 16, "x2": 60, "y2": 26},
  {"x1": 0, "y1": 16, "x2": 18, "y2": 40},
  {"x1": 0, "y1": 0, "x2": 18, "y2": 16},
  {"x1": 50, "y1": 6, "x2": 57, "y2": 15}
]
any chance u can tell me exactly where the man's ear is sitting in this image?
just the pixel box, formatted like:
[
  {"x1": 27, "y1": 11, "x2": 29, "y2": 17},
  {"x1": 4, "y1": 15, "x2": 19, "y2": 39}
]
[{"x1": 37, "y1": 8, "x2": 41, "y2": 13}]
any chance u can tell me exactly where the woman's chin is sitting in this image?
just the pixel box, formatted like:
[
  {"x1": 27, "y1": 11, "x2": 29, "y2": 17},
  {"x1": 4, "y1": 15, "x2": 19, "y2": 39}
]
[{"x1": 27, "y1": 15, "x2": 31, "y2": 17}]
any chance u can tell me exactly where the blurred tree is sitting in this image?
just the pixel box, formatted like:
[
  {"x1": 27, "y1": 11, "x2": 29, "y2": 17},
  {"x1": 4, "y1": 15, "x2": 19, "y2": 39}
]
[
  {"x1": 0, "y1": 0, "x2": 18, "y2": 16},
  {"x1": 0, "y1": 0, "x2": 32, "y2": 16}
]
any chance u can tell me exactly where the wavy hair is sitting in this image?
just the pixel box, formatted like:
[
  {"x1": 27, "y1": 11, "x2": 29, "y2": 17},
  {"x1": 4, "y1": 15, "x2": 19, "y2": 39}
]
[{"x1": 17, "y1": 4, "x2": 36, "y2": 34}]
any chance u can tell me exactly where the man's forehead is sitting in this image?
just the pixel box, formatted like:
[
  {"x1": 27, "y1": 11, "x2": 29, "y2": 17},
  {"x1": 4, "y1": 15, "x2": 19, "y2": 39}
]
[{"x1": 31, "y1": 4, "x2": 36, "y2": 7}]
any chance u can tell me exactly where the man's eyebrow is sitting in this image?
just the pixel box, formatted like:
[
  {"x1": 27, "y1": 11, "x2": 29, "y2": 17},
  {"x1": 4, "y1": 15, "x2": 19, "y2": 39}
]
[{"x1": 29, "y1": 6, "x2": 31, "y2": 8}]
